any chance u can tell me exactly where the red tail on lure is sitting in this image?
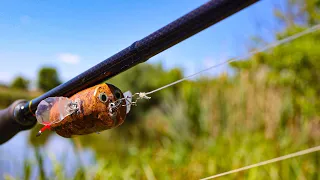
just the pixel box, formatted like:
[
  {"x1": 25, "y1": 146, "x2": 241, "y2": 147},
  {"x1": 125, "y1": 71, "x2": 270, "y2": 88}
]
[
  {"x1": 35, "y1": 83, "x2": 132, "y2": 138},
  {"x1": 36, "y1": 124, "x2": 51, "y2": 137}
]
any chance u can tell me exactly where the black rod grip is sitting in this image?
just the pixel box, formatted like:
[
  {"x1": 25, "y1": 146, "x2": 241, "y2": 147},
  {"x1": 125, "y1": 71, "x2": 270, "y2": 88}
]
[{"x1": 0, "y1": 100, "x2": 36, "y2": 145}]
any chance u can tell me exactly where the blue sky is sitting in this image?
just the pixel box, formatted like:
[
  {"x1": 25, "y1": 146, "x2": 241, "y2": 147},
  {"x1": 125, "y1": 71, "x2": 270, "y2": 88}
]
[
  {"x1": 0, "y1": 1, "x2": 287, "y2": 176},
  {"x1": 0, "y1": 0, "x2": 282, "y2": 87}
]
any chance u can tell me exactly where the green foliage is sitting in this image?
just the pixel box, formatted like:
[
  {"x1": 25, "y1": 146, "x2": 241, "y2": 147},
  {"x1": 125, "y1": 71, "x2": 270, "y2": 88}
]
[
  {"x1": 10, "y1": 76, "x2": 29, "y2": 90},
  {"x1": 37, "y1": 67, "x2": 61, "y2": 92},
  {"x1": 73, "y1": 58, "x2": 317, "y2": 179},
  {"x1": 34, "y1": 147, "x2": 46, "y2": 180},
  {"x1": 2, "y1": 1, "x2": 320, "y2": 179},
  {"x1": 106, "y1": 63, "x2": 183, "y2": 126},
  {"x1": 232, "y1": 26, "x2": 320, "y2": 119},
  {"x1": 23, "y1": 159, "x2": 32, "y2": 180},
  {"x1": 0, "y1": 87, "x2": 40, "y2": 108},
  {"x1": 273, "y1": 0, "x2": 320, "y2": 27},
  {"x1": 17, "y1": 71, "x2": 318, "y2": 179},
  {"x1": 6, "y1": 35, "x2": 320, "y2": 180}
]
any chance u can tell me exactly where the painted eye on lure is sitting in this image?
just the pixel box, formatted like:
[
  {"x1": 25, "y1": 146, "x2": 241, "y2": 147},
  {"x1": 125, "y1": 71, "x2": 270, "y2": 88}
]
[
  {"x1": 99, "y1": 92, "x2": 108, "y2": 103},
  {"x1": 114, "y1": 90, "x2": 122, "y2": 99},
  {"x1": 35, "y1": 83, "x2": 132, "y2": 138}
]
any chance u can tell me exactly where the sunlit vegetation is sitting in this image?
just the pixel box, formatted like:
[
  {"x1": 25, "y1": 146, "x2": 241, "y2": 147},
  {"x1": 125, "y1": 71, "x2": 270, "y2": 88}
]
[{"x1": 1, "y1": 0, "x2": 319, "y2": 179}]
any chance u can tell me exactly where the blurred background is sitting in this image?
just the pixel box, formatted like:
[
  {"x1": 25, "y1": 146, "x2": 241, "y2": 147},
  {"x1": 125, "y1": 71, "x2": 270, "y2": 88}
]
[{"x1": 0, "y1": 0, "x2": 319, "y2": 179}]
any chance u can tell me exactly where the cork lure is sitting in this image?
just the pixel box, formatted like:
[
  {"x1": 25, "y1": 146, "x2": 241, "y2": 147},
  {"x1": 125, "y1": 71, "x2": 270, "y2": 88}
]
[{"x1": 35, "y1": 83, "x2": 132, "y2": 138}]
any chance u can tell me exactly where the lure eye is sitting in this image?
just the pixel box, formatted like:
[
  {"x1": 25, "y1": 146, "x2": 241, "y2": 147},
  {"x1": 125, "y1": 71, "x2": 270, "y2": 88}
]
[
  {"x1": 114, "y1": 90, "x2": 121, "y2": 99},
  {"x1": 99, "y1": 93, "x2": 108, "y2": 103}
]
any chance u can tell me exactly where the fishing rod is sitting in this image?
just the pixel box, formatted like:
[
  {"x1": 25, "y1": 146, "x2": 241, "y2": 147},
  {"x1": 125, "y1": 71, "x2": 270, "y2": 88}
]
[{"x1": 0, "y1": 0, "x2": 259, "y2": 144}]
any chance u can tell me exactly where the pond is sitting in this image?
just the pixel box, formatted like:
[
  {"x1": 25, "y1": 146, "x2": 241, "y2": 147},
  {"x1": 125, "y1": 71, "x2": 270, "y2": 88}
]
[{"x1": 0, "y1": 131, "x2": 96, "y2": 179}]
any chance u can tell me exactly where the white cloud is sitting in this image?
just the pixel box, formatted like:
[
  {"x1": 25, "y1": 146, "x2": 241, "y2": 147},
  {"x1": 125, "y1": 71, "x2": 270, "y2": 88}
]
[{"x1": 58, "y1": 53, "x2": 80, "y2": 65}]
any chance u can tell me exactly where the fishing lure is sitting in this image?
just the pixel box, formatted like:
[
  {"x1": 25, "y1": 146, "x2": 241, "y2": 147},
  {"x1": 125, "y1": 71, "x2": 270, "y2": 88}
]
[{"x1": 35, "y1": 83, "x2": 132, "y2": 138}]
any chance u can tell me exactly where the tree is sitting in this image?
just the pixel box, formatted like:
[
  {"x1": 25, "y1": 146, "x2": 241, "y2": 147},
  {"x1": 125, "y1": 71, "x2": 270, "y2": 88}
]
[
  {"x1": 37, "y1": 67, "x2": 61, "y2": 92},
  {"x1": 10, "y1": 76, "x2": 29, "y2": 90},
  {"x1": 273, "y1": 0, "x2": 320, "y2": 27},
  {"x1": 107, "y1": 63, "x2": 183, "y2": 124},
  {"x1": 231, "y1": 0, "x2": 320, "y2": 125}
]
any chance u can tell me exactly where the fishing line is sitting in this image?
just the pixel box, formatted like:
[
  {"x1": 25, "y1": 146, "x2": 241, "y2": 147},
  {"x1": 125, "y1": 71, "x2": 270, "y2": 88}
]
[
  {"x1": 145, "y1": 24, "x2": 320, "y2": 96},
  {"x1": 113, "y1": 24, "x2": 320, "y2": 179},
  {"x1": 200, "y1": 145, "x2": 320, "y2": 180},
  {"x1": 117, "y1": 24, "x2": 320, "y2": 105},
  {"x1": 115, "y1": 23, "x2": 320, "y2": 108}
]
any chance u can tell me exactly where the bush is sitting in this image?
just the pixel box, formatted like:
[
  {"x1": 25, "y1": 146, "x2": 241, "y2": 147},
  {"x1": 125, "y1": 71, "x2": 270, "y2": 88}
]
[{"x1": 10, "y1": 76, "x2": 29, "y2": 90}]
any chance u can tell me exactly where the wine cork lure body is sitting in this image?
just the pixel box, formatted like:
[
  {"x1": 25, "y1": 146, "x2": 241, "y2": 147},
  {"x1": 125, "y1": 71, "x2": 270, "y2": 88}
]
[{"x1": 35, "y1": 83, "x2": 132, "y2": 138}]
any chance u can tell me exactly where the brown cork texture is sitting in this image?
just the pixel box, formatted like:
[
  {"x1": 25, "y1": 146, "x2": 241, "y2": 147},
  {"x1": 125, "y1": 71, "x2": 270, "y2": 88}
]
[{"x1": 48, "y1": 83, "x2": 126, "y2": 138}]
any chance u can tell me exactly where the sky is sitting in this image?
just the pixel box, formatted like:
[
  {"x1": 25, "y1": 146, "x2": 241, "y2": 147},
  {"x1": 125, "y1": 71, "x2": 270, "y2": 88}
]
[
  {"x1": 0, "y1": 0, "x2": 288, "y2": 177},
  {"x1": 0, "y1": 0, "x2": 282, "y2": 87}
]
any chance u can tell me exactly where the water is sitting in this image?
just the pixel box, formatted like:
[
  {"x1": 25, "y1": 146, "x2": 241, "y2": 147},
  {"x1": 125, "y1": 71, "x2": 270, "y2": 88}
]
[{"x1": 0, "y1": 131, "x2": 96, "y2": 179}]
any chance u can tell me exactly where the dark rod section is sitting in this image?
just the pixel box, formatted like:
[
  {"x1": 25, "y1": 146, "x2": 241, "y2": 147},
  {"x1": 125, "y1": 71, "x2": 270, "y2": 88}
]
[
  {"x1": 0, "y1": 100, "x2": 36, "y2": 144},
  {"x1": 16, "y1": 0, "x2": 259, "y2": 130}
]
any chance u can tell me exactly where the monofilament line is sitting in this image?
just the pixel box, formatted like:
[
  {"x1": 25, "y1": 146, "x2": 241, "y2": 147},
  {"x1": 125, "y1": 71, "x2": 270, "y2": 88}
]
[
  {"x1": 145, "y1": 24, "x2": 320, "y2": 96},
  {"x1": 123, "y1": 24, "x2": 320, "y2": 105},
  {"x1": 200, "y1": 145, "x2": 320, "y2": 180}
]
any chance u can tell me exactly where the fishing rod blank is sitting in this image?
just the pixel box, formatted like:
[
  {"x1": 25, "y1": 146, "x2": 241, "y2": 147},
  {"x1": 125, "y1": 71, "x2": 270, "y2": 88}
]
[{"x1": 0, "y1": 0, "x2": 259, "y2": 144}]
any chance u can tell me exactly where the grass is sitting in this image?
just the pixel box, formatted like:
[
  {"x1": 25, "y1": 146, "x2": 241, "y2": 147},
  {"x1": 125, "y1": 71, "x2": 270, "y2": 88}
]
[
  {"x1": 1, "y1": 63, "x2": 319, "y2": 180},
  {"x1": 0, "y1": 87, "x2": 42, "y2": 109},
  {"x1": 4, "y1": 70, "x2": 317, "y2": 180}
]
